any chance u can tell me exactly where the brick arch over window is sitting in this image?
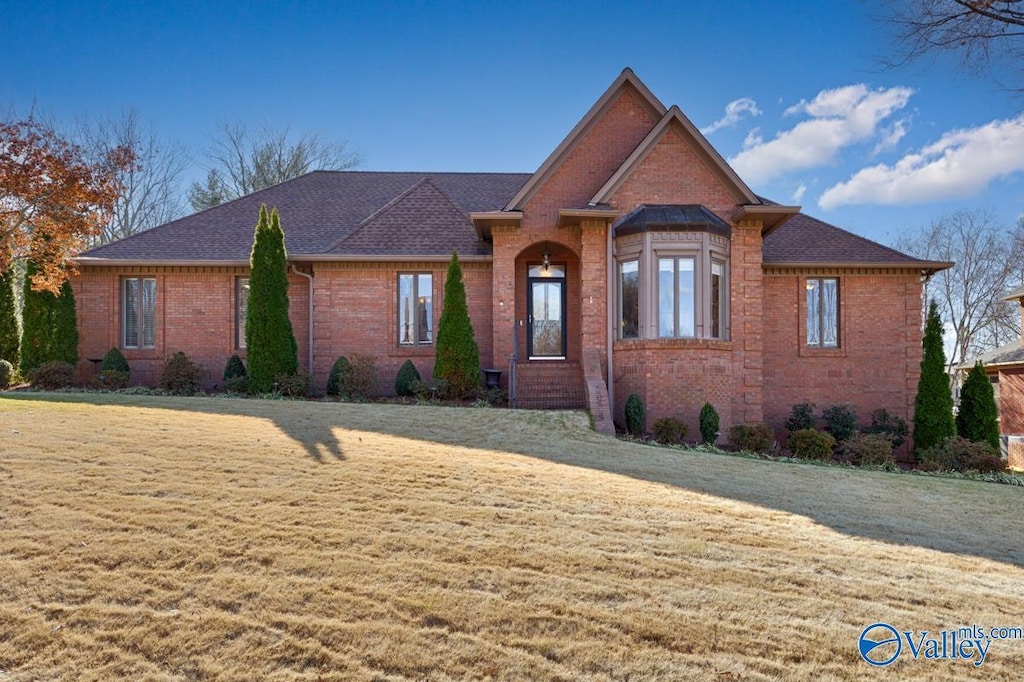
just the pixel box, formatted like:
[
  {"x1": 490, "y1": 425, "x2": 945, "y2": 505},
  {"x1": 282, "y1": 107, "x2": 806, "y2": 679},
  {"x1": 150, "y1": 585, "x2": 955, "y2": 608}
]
[{"x1": 513, "y1": 241, "x2": 581, "y2": 363}]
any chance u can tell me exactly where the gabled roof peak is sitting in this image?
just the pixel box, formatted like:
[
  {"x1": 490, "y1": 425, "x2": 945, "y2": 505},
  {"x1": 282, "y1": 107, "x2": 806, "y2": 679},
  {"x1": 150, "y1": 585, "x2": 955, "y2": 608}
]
[{"x1": 504, "y1": 68, "x2": 667, "y2": 211}]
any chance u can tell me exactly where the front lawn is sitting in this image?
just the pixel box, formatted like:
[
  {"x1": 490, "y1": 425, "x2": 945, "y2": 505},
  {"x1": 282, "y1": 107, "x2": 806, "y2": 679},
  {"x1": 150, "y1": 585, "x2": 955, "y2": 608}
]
[{"x1": 1, "y1": 393, "x2": 1022, "y2": 680}]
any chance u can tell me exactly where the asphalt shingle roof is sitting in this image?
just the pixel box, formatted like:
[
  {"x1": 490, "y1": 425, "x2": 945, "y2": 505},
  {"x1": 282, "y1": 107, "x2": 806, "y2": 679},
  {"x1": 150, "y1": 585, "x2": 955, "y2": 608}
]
[
  {"x1": 81, "y1": 171, "x2": 935, "y2": 269},
  {"x1": 82, "y1": 171, "x2": 531, "y2": 261},
  {"x1": 959, "y1": 341, "x2": 1024, "y2": 370},
  {"x1": 763, "y1": 213, "x2": 932, "y2": 266}
]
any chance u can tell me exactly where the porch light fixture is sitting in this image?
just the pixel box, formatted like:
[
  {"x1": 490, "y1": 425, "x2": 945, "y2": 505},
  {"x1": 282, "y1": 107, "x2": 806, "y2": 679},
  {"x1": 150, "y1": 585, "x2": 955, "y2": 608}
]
[{"x1": 542, "y1": 246, "x2": 551, "y2": 272}]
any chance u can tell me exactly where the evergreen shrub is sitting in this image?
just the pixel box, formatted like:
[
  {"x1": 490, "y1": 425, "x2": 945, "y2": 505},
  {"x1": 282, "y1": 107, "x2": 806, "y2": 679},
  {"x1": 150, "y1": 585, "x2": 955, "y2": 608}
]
[
  {"x1": 787, "y1": 428, "x2": 836, "y2": 460},
  {"x1": 624, "y1": 392, "x2": 645, "y2": 435},
  {"x1": 699, "y1": 402, "x2": 720, "y2": 445}
]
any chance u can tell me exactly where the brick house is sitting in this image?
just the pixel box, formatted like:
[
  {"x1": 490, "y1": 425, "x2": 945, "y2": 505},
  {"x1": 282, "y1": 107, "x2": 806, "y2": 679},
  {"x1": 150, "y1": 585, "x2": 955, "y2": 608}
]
[
  {"x1": 960, "y1": 286, "x2": 1024, "y2": 469},
  {"x1": 73, "y1": 69, "x2": 950, "y2": 440}
]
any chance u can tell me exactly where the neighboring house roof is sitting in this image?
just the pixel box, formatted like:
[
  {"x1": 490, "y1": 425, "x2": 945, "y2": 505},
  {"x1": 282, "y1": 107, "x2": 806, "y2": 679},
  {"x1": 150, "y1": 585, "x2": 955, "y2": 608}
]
[
  {"x1": 762, "y1": 213, "x2": 952, "y2": 272},
  {"x1": 79, "y1": 171, "x2": 530, "y2": 263},
  {"x1": 958, "y1": 341, "x2": 1024, "y2": 371}
]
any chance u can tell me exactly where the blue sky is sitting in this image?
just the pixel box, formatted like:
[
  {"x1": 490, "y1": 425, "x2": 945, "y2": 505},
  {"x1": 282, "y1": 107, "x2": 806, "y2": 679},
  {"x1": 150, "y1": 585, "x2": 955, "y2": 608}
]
[{"x1": 3, "y1": 0, "x2": 1023, "y2": 246}]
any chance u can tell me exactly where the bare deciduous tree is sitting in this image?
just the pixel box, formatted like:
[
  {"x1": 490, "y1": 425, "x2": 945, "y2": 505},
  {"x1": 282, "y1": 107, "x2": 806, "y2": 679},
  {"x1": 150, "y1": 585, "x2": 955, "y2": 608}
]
[
  {"x1": 896, "y1": 209, "x2": 1024, "y2": 371},
  {"x1": 881, "y1": 0, "x2": 1024, "y2": 86},
  {"x1": 79, "y1": 110, "x2": 187, "y2": 245},
  {"x1": 189, "y1": 123, "x2": 361, "y2": 211}
]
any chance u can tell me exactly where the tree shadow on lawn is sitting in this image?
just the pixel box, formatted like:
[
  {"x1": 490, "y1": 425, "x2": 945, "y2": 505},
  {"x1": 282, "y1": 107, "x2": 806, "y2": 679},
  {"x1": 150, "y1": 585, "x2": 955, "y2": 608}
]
[
  {"x1": 10, "y1": 392, "x2": 1023, "y2": 568},
  {"x1": 7, "y1": 391, "x2": 348, "y2": 463}
]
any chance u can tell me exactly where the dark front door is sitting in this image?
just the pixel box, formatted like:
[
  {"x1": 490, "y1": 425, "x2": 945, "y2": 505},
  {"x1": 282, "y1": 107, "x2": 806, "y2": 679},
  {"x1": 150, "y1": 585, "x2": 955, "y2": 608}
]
[{"x1": 527, "y1": 263, "x2": 566, "y2": 359}]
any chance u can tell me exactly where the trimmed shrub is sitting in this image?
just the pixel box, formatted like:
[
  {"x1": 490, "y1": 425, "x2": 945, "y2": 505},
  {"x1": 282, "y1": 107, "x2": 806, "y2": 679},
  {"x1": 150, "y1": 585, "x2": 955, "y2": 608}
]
[
  {"x1": 274, "y1": 372, "x2": 312, "y2": 397},
  {"x1": 624, "y1": 392, "x2": 645, "y2": 436},
  {"x1": 0, "y1": 267, "x2": 19, "y2": 368},
  {"x1": 159, "y1": 352, "x2": 204, "y2": 395},
  {"x1": 327, "y1": 354, "x2": 378, "y2": 399},
  {"x1": 913, "y1": 300, "x2": 955, "y2": 454},
  {"x1": 787, "y1": 428, "x2": 836, "y2": 460},
  {"x1": 245, "y1": 206, "x2": 299, "y2": 393},
  {"x1": 728, "y1": 423, "x2": 773, "y2": 453},
  {"x1": 864, "y1": 408, "x2": 909, "y2": 449},
  {"x1": 223, "y1": 354, "x2": 248, "y2": 393},
  {"x1": 837, "y1": 432, "x2": 894, "y2": 467},
  {"x1": 957, "y1": 362, "x2": 1000, "y2": 452},
  {"x1": 784, "y1": 402, "x2": 816, "y2": 433},
  {"x1": 394, "y1": 359, "x2": 421, "y2": 397},
  {"x1": 98, "y1": 347, "x2": 130, "y2": 388},
  {"x1": 326, "y1": 356, "x2": 351, "y2": 396},
  {"x1": 822, "y1": 404, "x2": 858, "y2": 443},
  {"x1": 652, "y1": 417, "x2": 687, "y2": 445},
  {"x1": 699, "y1": 402, "x2": 720, "y2": 445},
  {"x1": 27, "y1": 361, "x2": 75, "y2": 390},
  {"x1": 0, "y1": 359, "x2": 14, "y2": 389},
  {"x1": 917, "y1": 436, "x2": 1006, "y2": 473},
  {"x1": 433, "y1": 251, "x2": 481, "y2": 398}
]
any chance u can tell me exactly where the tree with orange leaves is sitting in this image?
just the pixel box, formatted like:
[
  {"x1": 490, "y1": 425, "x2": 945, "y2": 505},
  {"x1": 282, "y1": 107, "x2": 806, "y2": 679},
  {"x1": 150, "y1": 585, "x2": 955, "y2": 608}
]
[{"x1": 0, "y1": 118, "x2": 134, "y2": 292}]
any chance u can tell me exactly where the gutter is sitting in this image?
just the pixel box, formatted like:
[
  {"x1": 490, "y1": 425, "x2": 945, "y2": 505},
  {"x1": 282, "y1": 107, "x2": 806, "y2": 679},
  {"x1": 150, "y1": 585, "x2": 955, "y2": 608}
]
[{"x1": 289, "y1": 264, "x2": 315, "y2": 376}]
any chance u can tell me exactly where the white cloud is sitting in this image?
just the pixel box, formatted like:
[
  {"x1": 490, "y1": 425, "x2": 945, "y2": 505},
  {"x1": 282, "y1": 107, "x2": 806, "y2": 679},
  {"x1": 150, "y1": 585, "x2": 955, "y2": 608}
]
[
  {"x1": 700, "y1": 97, "x2": 762, "y2": 135},
  {"x1": 792, "y1": 183, "x2": 807, "y2": 203},
  {"x1": 818, "y1": 114, "x2": 1024, "y2": 209},
  {"x1": 729, "y1": 84, "x2": 914, "y2": 185},
  {"x1": 872, "y1": 118, "x2": 909, "y2": 155}
]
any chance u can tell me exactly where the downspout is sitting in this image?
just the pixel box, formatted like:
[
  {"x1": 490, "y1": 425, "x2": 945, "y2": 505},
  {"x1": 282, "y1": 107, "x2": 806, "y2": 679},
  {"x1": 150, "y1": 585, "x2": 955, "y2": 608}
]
[
  {"x1": 606, "y1": 220, "x2": 615, "y2": 418},
  {"x1": 289, "y1": 264, "x2": 314, "y2": 376}
]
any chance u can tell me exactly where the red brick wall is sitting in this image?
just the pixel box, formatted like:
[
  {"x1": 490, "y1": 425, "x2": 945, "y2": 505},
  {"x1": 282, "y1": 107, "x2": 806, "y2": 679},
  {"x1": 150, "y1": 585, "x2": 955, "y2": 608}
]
[
  {"x1": 613, "y1": 339, "x2": 734, "y2": 439},
  {"x1": 311, "y1": 260, "x2": 493, "y2": 394},
  {"x1": 73, "y1": 266, "x2": 308, "y2": 389},
  {"x1": 762, "y1": 268, "x2": 923, "y2": 448},
  {"x1": 75, "y1": 261, "x2": 492, "y2": 394}
]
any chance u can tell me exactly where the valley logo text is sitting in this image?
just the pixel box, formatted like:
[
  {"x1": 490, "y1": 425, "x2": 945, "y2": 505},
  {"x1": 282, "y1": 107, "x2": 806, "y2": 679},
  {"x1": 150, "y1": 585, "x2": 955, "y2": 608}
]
[{"x1": 859, "y1": 622, "x2": 1023, "y2": 667}]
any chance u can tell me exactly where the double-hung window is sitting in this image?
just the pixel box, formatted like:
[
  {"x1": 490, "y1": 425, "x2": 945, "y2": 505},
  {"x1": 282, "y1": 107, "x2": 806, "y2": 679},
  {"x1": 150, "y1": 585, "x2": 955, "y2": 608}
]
[
  {"x1": 122, "y1": 277, "x2": 156, "y2": 349},
  {"x1": 399, "y1": 273, "x2": 433, "y2": 345},
  {"x1": 806, "y1": 277, "x2": 839, "y2": 347}
]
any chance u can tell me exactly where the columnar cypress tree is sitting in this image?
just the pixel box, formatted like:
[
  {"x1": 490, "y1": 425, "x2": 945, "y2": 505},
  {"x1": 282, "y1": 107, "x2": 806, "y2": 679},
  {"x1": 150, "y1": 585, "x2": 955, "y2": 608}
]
[
  {"x1": 913, "y1": 300, "x2": 955, "y2": 454},
  {"x1": 433, "y1": 251, "x2": 480, "y2": 397},
  {"x1": 957, "y1": 362, "x2": 1000, "y2": 452},
  {"x1": 245, "y1": 205, "x2": 298, "y2": 393},
  {"x1": 20, "y1": 261, "x2": 79, "y2": 374},
  {"x1": 0, "y1": 266, "x2": 19, "y2": 366}
]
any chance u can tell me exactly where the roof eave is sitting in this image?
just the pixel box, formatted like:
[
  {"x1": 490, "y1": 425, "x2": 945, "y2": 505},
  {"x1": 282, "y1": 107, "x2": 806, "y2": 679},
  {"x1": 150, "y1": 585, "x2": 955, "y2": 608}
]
[
  {"x1": 732, "y1": 204, "x2": 802, "y2": 235},
  {"x1": 470, "y1": 210, "x2": 524, "y2": 241},
  {"x1": 74, "y1": 258, "x2": 250, "y2": 267},
  {"x1": 763, "y1": 260, "x2": 954, "y2": 273},
  {"x1": 291, "y1": 253, "x2": 493, "y2": 263}
]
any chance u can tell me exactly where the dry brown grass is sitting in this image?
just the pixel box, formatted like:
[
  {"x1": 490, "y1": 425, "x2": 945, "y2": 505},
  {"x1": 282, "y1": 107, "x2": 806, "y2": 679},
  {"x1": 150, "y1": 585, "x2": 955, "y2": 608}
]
[{"x1": 1, "y1": 392, "x2": 1022, "y2": 681}]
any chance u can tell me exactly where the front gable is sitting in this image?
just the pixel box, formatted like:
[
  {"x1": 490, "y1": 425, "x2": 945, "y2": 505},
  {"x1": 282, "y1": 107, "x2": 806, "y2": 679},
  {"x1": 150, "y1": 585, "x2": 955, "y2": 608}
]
[
  {"x1": 597, "y1": 114, "x2": 751, "y2": 221},
  {"x1": 507, "y1": 70, "x2": 665, "y2": 225}
]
